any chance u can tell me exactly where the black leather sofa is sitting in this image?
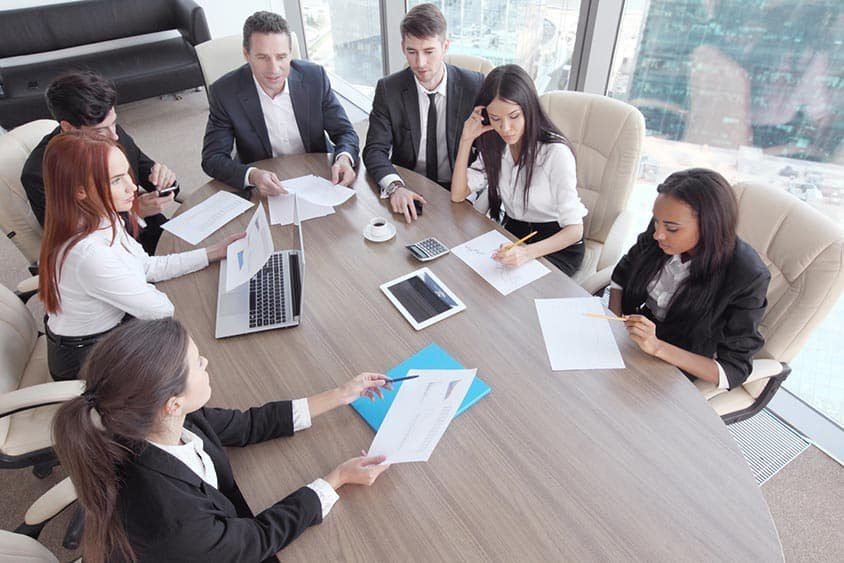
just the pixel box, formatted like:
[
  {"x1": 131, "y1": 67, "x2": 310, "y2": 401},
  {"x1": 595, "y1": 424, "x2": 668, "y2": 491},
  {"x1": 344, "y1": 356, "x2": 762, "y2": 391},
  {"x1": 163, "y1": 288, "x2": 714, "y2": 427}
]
[{"x1": 0, "y1": 0, "x2": 210, "y2": 130}]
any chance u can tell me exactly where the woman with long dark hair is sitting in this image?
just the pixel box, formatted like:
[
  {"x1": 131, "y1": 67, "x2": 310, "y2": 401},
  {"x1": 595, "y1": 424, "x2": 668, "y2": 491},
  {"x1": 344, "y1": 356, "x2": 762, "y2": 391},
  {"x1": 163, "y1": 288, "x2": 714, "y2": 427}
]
[
  {"x1": 451, "y1": 64, "x2": 587, "y2": 275},
  {"x1": 53, "y1": 318, "x2": 390, "y2": 562},
  {"x1": 609, "y1": 168, "x2": 770, "y2": 389},
  {"x1": 38, "y1": 131, "x2": 242, "y2": 381}
]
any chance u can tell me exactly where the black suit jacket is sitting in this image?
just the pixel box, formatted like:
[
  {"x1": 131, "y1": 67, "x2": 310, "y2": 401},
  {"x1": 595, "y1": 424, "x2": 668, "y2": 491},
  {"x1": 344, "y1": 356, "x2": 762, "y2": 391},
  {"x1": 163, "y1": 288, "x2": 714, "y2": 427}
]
[
  {"x1": 363, "y1": 65, "x2": 484, "y2": 186},
  {"x1": 201, "y1": 62, "x2": 360, "y2": 189},
  {"x1": 612, "y1": 235, "x2": 770, "y2": 389},
  {"x1": 118, "y1": 401, "x2": 322, "y2": 562},
  {"x1": 21, "y1": 125, "x2": 160, "y2": 226}
]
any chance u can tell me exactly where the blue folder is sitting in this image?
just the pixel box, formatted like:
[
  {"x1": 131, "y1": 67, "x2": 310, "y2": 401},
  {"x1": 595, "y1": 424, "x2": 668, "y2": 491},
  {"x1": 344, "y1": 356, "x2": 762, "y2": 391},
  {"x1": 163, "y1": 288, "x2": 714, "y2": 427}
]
[{"x1": 351, "y1": 343, "x2": 491, "y2": 432}]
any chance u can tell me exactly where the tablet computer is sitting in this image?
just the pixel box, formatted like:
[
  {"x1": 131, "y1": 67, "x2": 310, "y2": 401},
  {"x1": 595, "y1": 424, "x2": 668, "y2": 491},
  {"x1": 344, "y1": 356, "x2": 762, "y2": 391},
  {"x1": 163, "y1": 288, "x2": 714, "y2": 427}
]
[{"x1": 380, "y1": 267, "x2": 466, "y2": 330}]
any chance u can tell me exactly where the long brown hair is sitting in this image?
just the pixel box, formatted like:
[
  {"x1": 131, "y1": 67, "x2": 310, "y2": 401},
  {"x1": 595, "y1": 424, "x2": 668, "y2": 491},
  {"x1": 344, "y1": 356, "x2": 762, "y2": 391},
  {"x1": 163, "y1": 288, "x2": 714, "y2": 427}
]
[
  {"x1": 38, "y1": 131, "x2": 137, "y2": 313},
  {"x1": 53, "y1": 318, "x2": 191, "y2": 563}
]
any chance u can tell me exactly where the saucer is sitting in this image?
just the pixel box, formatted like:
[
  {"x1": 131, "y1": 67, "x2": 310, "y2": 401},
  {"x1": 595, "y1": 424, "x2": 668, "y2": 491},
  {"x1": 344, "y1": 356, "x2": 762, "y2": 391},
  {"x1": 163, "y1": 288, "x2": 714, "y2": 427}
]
[{"x1": 363, "y1": 223, "x2": 396, "y2": 242}]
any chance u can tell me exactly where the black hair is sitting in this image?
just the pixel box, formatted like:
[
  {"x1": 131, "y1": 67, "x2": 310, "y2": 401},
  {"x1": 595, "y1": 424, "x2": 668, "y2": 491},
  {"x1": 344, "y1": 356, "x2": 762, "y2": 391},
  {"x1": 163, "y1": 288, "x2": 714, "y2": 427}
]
[
  {"x1": 45, "y1": 71, "x2": 116, "y2": 127},
  {"x1": 243, "y1": 11, "x2": 290, "y2": 51},
  {"x1": 401, "y1": 3, "x2": 447, "y2": 40}
]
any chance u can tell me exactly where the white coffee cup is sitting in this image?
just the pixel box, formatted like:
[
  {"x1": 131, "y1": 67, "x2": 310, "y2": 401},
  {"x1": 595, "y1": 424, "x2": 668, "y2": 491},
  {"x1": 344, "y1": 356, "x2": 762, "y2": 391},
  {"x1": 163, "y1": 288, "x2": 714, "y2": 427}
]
[{"x1": 368, "y1": 217, "x2": 392, "y2": 238}]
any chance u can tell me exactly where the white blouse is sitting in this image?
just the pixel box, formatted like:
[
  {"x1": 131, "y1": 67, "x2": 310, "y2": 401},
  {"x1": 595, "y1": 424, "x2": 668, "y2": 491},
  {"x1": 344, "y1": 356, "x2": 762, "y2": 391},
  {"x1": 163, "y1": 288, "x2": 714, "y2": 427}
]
[
  {"x1": 466, "y1": 142, "x2": 587, "y2": 226},
  {"x1": 47, "y1": 220, "x2": 208, "y2": 336}
]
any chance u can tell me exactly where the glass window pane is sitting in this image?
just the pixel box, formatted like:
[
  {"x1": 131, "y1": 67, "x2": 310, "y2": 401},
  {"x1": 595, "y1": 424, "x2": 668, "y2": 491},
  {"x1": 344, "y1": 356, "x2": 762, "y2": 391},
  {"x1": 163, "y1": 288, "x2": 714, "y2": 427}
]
[
  {"x1": 608, "y1": 0, "x2": 844, "y2": 424},
  {"x1": 408, "y1": 0, "x2": 583, "y2": 93},
  {"x1": 300, "y1": 0, "x2": 383, "y2": 96}
]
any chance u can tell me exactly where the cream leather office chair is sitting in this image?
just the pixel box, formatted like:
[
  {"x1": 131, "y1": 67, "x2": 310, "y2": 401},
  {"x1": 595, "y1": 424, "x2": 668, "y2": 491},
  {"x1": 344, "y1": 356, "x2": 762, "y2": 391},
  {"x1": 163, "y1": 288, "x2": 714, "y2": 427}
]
[
  {"x1": 444, "y1": 53, "x2": 494, "y2": 76},
  {"x1": 195, "y1": 31, "x2": 303, "y2": 95},
  {"x1": 2, "y1": 477, "x2": 79, "y2": 562},
  {"x1": 0, "y1": 119, "x2": 57, "y2": 268},
  {"x1": 0, "y1": 283, "x2": 85, "y2": 476},
  {"x1": 539, "y1": 91, "x2": 645, "y2": 294},
  {"x1": 695, "y1": 182, "x2": 844, "y2": 423}
]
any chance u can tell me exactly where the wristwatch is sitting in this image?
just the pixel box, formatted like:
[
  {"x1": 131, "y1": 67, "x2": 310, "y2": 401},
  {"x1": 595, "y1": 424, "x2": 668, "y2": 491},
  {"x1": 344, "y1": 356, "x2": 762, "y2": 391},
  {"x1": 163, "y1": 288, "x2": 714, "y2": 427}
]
[{"x1": 380, "y1": 180, "x2": 405, "y2": 199}]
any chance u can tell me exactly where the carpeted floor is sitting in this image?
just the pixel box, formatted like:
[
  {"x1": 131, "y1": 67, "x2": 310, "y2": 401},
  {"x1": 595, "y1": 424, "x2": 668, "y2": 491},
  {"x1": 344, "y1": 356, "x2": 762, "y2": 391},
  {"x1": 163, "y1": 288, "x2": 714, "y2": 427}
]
[{"x1": 1, "y1": 90, "x2": 841, "y2": 562}]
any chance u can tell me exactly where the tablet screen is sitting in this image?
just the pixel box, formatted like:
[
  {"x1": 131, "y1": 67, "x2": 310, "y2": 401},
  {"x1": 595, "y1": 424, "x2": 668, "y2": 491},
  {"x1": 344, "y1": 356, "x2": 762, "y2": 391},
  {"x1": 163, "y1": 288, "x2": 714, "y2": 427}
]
[{"x1": 385, "y1": 272, "x2": 459, "y2": 323}]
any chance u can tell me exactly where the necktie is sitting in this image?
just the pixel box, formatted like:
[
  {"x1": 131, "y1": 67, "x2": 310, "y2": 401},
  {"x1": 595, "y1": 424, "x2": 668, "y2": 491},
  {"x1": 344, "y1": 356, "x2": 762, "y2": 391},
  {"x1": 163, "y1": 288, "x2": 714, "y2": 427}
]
[{"x1": 426, "y1": 92, "x2": 438, "y2": 182}]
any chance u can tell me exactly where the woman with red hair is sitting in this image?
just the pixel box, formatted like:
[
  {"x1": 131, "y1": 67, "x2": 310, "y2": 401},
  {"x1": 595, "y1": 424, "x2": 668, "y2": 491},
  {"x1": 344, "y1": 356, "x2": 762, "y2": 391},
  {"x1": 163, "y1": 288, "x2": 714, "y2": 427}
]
[{"x1": 38, "y1": 131, "x2": 242, "y2": 381}]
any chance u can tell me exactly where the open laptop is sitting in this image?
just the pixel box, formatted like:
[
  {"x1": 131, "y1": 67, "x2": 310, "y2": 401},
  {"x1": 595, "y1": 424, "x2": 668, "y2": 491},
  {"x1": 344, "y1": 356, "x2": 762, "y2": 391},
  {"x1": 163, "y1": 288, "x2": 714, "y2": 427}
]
[{"x1": 215, "y1": 207, "x2": 305, "y2": 338}]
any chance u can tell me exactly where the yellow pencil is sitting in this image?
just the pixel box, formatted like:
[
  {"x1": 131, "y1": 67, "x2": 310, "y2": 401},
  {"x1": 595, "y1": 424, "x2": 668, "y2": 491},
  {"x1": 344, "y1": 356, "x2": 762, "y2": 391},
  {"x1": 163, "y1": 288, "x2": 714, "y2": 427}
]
[
  {"x1": 502, "y1": 230, "x2": 538, "y2": 251},
  {"x1": 583, "y1": 312, "x2": 629, "y2": 322}
]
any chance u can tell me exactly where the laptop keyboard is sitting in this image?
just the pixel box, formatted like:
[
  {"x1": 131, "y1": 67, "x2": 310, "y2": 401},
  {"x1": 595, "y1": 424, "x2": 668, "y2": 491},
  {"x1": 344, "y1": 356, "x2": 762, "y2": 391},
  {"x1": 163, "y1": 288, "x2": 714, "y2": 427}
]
[{"x1": 248, "y1": 254, "x2": 288, "y2": 328}]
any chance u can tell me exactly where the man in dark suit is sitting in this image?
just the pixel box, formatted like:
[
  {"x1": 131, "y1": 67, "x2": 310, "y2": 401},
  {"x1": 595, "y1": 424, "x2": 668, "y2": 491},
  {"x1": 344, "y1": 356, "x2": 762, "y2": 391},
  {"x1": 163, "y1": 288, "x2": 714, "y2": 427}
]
[
  {"x1": 363, "y1": 3, "x2": 484, "y2": 223},
  {"x1": 201, "y1": 11, "x2": 359, "y2": 197},
  {"x1": 21, "y1": 71, "x2": 177, "y2": 254}
]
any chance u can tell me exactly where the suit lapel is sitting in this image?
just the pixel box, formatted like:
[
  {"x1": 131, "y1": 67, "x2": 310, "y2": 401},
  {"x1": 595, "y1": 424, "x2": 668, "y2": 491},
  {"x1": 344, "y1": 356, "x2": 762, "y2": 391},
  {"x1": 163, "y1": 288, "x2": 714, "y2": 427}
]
[
  {"x1": 287, "y1": 64, "x2": 310, "y2": 150},
  {"x1": 401, "y1": 69, "x2": 421, "y2": 164},
  {"x1": 445, "y1": 64, "x2": 462, "y2": 167},
  {"x1": 237, "y1": 66, "x2": 272, "y2": 158},
  {"x1": 135, "y1": 442, "x2": 203, "y2": 488}
]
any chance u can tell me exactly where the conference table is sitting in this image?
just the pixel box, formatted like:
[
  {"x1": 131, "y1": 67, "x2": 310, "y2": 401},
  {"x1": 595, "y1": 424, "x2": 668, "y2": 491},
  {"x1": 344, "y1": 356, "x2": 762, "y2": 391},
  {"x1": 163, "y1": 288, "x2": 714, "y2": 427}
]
[{"x1": 157, "y1": 154, "x2": 783, "y2": 561}]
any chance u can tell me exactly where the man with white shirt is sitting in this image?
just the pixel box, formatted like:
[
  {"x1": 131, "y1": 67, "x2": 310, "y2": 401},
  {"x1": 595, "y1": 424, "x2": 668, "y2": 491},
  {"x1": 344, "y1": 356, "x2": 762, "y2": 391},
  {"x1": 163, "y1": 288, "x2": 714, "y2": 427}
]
[
  {"x1": 363, "y1": 3, "x2": 483, "y2": 223},
  {"x1": 201, "y1": 11, "x2": 359, "y2": 196}
]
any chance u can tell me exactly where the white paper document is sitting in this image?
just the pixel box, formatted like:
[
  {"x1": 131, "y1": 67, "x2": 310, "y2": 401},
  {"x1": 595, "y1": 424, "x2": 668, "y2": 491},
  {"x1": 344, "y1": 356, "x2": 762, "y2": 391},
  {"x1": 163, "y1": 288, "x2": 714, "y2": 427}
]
[
  {"x1": 267, "y1": 193, "x2": 334, "y2": 225},
  {"x1": 283, "y1": 174, "x2": 356, "y2": 207},
  {"x1": 368, "y1": 369, "x2": 477, "y2": 464},
  {"x1": 534, "y1": 297, "x2": 625, "y2": 371},
  {"x1": 162, "y1": 191, "x2": 254, "y2": 245},
  {"x1": 451, "y1": 230, "x2": 551, "y2": 295},
  {"x1": 225, "y1": 203, "x2": 274, "y2": 292}
]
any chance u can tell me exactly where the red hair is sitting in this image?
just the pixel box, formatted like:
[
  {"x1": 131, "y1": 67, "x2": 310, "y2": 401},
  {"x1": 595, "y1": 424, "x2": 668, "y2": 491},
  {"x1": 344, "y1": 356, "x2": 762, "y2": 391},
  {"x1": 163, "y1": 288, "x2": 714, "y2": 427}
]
[{"x1": 38, "y1": 131, "x2": 138, "y2": 313}]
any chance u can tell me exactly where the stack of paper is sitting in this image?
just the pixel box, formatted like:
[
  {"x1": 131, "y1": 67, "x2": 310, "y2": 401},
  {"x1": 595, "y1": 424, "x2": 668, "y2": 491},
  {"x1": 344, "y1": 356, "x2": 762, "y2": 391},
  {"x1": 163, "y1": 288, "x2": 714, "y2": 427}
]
[{"x1": 267, "y1": 175, "x2": 355, "y2": 225}]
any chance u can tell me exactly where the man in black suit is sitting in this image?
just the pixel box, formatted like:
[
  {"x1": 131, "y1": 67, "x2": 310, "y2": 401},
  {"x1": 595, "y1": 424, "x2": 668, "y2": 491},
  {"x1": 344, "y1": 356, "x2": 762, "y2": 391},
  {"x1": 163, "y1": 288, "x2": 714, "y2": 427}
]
[
  {"x1": 201, "y1": 11, "x2": 359, "y2": 196},
  {"x1": 21, "y1": 71, "x2": 177, "y2": 254},
  {"x1": 363, "y1": 3, "x2": 484, "y2": 223}
]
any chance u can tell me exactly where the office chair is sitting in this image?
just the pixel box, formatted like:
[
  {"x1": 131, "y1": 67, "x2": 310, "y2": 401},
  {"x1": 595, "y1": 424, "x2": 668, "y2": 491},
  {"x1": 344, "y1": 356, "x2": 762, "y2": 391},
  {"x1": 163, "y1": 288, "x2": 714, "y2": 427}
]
[
  {"x1": 0, "y1": 283, "x2": 86, "y2": 477},
  {"x1": 695, "y1": 182, "x2": 844, "y2": 423},
  {"x1": 444, "y1": 53, "x2": 494, "y2": 76},
  {"x1": 0, "y1": 119, "x2": 56, "y2": 277},
  {"x1": 195, "y1": 32, "x2": 303, "y2": 99},
  {"x1": 2, "y1": 477, "x2": 80, "y2": 561},
  {"x1": 539, "y1": 91, "x2": 645, "y2": 294}
]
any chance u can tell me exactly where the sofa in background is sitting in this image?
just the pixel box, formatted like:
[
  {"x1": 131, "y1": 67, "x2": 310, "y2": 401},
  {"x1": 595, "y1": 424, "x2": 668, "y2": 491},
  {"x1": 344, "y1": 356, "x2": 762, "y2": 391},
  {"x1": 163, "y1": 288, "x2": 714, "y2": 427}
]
[{"x1": 0, "y1": 0, "x2": 210, "y2": 129}]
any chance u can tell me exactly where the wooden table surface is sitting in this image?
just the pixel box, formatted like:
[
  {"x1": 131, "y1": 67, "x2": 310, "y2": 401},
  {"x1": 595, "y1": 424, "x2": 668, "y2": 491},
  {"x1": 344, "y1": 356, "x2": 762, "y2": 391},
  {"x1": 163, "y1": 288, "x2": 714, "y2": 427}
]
[{"x1": 157, "y1": 154, "x2": 782, "y2": 562}]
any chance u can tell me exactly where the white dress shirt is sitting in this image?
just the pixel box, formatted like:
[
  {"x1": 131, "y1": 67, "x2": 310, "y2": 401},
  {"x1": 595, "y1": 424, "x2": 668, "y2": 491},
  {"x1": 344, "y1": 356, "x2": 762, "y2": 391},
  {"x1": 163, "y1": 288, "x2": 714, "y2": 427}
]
[
  {"x1": 47, "y1": 220, "x2": 208, "y2": 336},
  {"x1": 149, "y1": 399, "x2": 340, "y2": 518},
  {"x1": 610, "y1": 255, "x2": 730, "y2": 389},
  {"x1": 466, "y1": 142, "x2": 587, "y2": 226},
  {"x1": 379, "y1": 63, "x2": 450, "y2": 189}
]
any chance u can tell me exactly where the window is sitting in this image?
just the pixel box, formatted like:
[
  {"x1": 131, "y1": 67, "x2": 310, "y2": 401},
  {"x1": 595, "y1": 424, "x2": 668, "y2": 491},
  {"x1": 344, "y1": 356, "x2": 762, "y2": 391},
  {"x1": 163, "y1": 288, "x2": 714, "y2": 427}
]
[
  {"x1": 608, "y1": 0, "x2": 844, "y2": 424},
  {"x1": 408, "y1": 0, "x2": 583, "y2": 92}
]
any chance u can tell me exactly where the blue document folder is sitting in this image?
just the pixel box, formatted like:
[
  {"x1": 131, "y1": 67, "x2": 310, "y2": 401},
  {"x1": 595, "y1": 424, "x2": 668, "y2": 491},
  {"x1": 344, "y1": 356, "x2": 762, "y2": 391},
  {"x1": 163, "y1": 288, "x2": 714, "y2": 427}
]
[{"x1": 351, "y1": 343, "x2": 491, "y2": 432}]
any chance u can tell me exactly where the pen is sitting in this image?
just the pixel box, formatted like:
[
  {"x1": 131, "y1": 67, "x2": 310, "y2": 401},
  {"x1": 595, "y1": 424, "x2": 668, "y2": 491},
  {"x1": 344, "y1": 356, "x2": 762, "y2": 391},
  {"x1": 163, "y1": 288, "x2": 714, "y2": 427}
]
[
  {"x1": 502, "y1": 231, "x2": 538, "y2": 252},
  {"x1": 584, "y1": 312, "x2": 629, "y2": 322},
  {"x1": 385, "y1": 375, "x2": 420, "y2": 383}
]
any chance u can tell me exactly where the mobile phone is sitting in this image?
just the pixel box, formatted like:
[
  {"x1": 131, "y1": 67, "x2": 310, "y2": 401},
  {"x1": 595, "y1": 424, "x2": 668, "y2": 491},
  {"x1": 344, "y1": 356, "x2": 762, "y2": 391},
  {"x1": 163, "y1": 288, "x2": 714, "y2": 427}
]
[
  {"x1": 157, "y1": 184, "x2": 178, "y2": 197},
  {"x1": 414, "y1": 199, "x2": 424, "y2": 216},
  {"x1": 481, "y1": 108, "x2": 490, "y2": 126}
]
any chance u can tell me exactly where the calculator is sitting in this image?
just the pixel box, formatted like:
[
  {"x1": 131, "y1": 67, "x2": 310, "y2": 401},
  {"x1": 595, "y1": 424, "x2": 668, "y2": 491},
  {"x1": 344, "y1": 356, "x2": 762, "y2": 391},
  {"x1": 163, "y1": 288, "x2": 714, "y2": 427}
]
[{"x1": 406, "y1": 237, "x2": 449, "y2": 261}]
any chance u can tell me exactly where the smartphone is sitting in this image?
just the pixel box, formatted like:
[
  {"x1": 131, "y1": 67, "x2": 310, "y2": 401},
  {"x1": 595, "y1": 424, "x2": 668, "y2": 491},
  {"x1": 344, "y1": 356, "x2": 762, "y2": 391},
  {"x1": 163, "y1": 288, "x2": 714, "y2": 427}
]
[
  {"x1": 157, "y1": 184, "x2": 178, "y2": 198},
  {"x1": 481, "y1": 108, "x2": 490, "y2": 126}
]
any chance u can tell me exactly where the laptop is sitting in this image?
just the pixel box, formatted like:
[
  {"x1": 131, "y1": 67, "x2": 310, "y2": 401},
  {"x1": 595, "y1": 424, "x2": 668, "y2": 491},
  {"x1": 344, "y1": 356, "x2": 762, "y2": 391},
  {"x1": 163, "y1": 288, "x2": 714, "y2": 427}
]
[{"x1": 215, "y1": 211, "x2": 305, "y2": 338}]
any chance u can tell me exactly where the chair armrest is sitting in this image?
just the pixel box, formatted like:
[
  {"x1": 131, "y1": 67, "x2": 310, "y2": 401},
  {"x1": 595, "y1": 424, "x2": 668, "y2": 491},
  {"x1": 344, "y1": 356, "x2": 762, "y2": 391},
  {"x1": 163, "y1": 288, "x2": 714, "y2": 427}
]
[
  {"x1": 578, "y1": 266, "x2": 614, "y2": 296},
  {"x1": 24, "y1": 478, "x2": 76, "y2": 526},
  {"x1": 0, "y1": 68, "x2": 6, "y2": 98},
  {"x1": 173, "y1": 0, "x2": 211, "y2": 45},
  {"x1": 0, "y1": 381, "x2": 86, "y2": 419},
  {"x1": 745, "y1": 359, "x2": 785, "y2": 384},
  {"x1": 15, "y1": 275, "x2": 39, "y2": 303},
  {"x1": 597, "y1": 209, "x2": 639, "y2": 272}
]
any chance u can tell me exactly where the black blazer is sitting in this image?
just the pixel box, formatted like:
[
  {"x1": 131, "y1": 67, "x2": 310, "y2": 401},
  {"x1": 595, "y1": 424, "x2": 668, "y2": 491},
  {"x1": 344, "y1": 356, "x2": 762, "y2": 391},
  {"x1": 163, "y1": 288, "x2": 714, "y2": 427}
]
[
  {"x1": 201, "y1": 62, "x2": 360, "y2": 189},
  {"x1": 612, "y1": 235, "x2": 770, "y2": 389},
  {"x1": 21, "y1": 125, "x2": 163, "y2": 226},
  {"x1": 362, "y1": 65, "x2": 484, "y2": 186},
  {"x1": 118, "y1": 401, "x2": 322, "y2": 562}
]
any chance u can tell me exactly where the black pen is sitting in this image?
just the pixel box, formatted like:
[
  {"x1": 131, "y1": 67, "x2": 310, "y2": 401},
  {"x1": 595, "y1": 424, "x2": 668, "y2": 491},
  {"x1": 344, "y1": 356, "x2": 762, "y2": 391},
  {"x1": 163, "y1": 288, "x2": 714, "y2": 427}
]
[{"x1": 385, "y1": 375, "x2": 420, "y2": 383}]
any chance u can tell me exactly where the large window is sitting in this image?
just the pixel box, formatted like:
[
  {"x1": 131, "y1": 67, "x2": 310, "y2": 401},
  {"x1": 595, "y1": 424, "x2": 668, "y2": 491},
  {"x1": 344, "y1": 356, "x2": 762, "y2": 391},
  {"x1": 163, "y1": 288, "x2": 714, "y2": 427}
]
[
  {"x1": 608, "y1": 0, "x2": 844, "y2": 424},
  {"x1": 409, "y1": 0, "x2": 583, "y2": 92},
  {"x1": 300, "y1": 0, "x2": 383, "y2": 96}
]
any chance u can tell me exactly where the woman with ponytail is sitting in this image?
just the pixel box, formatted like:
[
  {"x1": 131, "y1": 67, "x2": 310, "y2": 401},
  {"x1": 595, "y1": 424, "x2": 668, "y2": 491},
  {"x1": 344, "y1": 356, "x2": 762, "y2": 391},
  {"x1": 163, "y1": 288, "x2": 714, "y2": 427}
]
[
  {"x1": 609, "y1": 168, "x2": 770, "y2": 390},
  {"x1": 53, "y1": 318, "x2": 390, "y2": 562},
  {"x1": 38, "y1": 131, "x2": 243, "y2": 381}
]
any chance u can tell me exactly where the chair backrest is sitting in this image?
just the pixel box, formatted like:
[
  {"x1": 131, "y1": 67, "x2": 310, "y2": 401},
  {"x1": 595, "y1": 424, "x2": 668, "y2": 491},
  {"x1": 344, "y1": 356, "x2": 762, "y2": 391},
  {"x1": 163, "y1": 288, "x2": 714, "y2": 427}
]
[
  {"x1": 444, "y1": 53, "x2": 494, "y2": 76},
  {"x1": 196, "y1": 31, "x2": 303, "y2": 90},
  {"x1": 734, "y1": 181, "x2": 844, "y2": 363},
  {"x1": 539, "y1": 91, "x2": 644, "y2": 251},
  {"x1": 0, "y1": 283, "x2": 39, "y2": 447},
  {"x1": 0, "y1": 530, "x2": 58, "y2": 563},
  {"x1": 0, "y1": 119, "x2": 57, "y2": 264}
]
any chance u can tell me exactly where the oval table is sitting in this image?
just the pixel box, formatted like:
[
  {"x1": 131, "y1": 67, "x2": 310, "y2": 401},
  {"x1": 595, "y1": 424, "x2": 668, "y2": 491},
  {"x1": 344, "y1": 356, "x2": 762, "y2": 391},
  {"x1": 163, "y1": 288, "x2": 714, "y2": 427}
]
[{"x1": 157, "y1": 154, "x2": 783, "y2": 561}]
